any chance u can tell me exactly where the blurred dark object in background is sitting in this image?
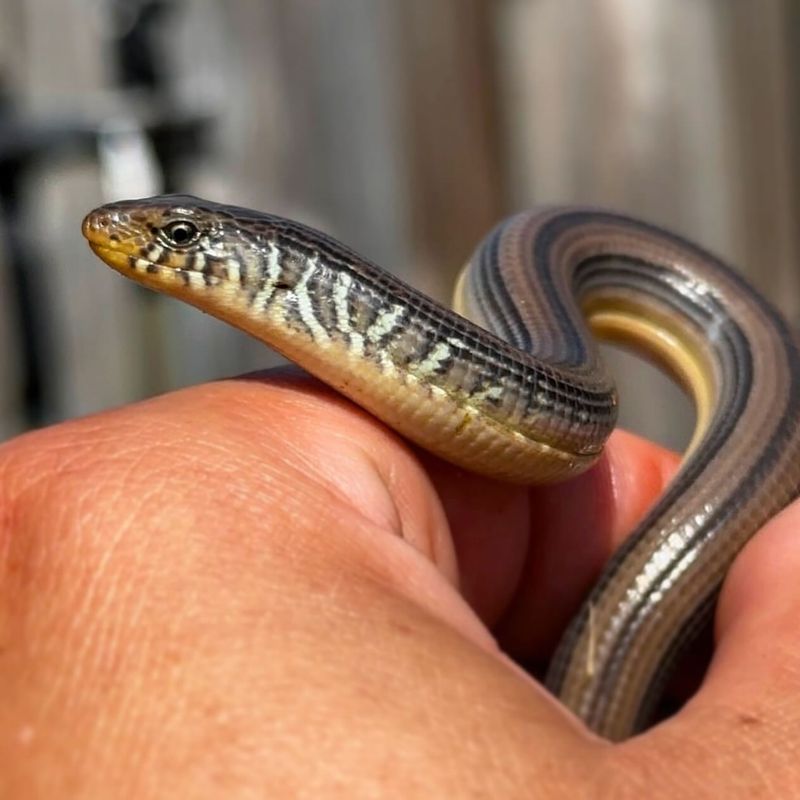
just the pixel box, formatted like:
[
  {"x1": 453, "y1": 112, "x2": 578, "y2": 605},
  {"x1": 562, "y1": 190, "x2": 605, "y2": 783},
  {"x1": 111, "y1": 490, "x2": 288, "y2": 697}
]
[
  {"x1": 0, "y1": 0, "x2": 211, "y2": 433},
  {"x1": 0, "y1": 0, "x2": 797, "y2": 451},
  {"x1": 111, "y1": 0, "x2": 174, "y2": 90},
  {"x1": 0, "y1": 80, "x2": 97, "y2": 427}
]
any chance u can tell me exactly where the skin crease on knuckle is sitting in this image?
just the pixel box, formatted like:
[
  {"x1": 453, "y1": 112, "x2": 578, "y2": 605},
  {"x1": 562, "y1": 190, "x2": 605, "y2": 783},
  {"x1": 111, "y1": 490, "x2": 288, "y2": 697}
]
[{"x1": 1, "y1": 376, "x2": 800, "y2": 796}]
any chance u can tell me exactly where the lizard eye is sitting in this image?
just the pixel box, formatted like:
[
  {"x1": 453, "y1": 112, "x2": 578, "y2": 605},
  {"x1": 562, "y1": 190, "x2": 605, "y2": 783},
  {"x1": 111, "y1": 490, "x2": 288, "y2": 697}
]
[{"x1": 160, "y1": 220, "x2": 200, "y2": 248}]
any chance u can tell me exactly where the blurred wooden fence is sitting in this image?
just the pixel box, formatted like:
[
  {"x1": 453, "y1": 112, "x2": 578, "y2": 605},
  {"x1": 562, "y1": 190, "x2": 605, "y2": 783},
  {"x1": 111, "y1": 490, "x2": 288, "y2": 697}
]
[{"x1": 0, "y1": 0, "x2": 797, "y2": 451}]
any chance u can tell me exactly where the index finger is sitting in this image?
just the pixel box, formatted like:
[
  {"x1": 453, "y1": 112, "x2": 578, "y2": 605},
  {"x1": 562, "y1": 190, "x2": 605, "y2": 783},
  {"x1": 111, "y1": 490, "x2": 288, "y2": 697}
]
[{"x1": 423, "y1": 429, "x2": 680, "y2": 660}]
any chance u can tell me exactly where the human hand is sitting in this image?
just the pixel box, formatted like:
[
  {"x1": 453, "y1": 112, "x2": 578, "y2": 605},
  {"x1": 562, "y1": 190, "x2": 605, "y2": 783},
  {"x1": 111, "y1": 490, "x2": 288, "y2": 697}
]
[{"x1": 1, "y1": 371, "x2": 799, "y2": 797}]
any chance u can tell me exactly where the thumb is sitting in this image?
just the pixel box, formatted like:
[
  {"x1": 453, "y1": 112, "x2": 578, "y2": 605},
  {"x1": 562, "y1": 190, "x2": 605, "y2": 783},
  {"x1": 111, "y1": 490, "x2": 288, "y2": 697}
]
[{"x1": 636, "y1": 498, "x2": 800, "y2": 790}]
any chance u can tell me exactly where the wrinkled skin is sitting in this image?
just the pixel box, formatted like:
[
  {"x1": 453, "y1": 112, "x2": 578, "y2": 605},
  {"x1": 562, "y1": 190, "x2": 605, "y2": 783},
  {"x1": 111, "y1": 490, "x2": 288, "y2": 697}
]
[{"x1": 1, "y1": 370, "x2": 799, "y2": 798}]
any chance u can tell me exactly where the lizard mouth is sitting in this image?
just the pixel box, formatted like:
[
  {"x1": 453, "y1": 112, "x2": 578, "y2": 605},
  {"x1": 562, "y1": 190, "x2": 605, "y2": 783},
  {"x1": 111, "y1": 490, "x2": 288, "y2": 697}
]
[{"x1": 86, "y1": 240, "x2": 140, "y2": 274}]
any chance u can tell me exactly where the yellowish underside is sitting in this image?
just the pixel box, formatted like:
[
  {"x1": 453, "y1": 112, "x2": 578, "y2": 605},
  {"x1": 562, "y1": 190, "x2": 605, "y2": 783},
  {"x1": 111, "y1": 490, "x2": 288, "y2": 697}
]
[
  {"x1": 456, "y1": 264, "x2": 714, "y2": 465},
  {"x1": 584, "y1": 302, "x2": 715, "y2": 457}
]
